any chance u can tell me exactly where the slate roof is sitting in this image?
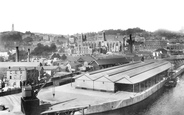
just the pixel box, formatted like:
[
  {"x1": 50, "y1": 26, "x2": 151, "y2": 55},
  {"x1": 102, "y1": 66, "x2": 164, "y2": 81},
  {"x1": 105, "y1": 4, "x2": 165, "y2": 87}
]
[
  {"x1": 78, "y1": 55, "x2": 96, "y2": 63},
  {"x1": 76, "y1": 60, "x2": 171, "y2": 84},
  {"x1": 92, "y1": 57, "x2": 130, "y2": 66}
]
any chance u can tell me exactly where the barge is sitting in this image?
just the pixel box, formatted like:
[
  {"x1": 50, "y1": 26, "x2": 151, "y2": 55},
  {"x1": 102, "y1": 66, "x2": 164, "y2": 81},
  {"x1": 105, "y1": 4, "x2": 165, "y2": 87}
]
[{"x1": 40, "y1": 59, "x2": 172, "y2": 115}]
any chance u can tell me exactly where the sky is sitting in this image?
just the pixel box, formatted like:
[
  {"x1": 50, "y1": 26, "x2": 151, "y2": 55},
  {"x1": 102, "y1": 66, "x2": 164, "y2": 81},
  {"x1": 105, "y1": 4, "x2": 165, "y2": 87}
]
[{"x1": 0, "y1": 0, "x2": 184, "y2": 35}]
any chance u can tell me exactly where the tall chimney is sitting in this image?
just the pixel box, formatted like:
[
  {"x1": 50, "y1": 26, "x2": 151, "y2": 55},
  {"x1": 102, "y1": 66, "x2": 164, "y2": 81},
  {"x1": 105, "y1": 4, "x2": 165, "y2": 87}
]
[
  {"x1": 129, "y1": 34, "x2": 133, "y2": 54},
  {"x1": 16, "y1": 46, "x2": 19, "y2": 62},
  {"x1": 103, "y1": 31, "x2": 106, "y2": 41},
  {"x1": 27, "y1": 48, "x2": 30, "y2": 62}
]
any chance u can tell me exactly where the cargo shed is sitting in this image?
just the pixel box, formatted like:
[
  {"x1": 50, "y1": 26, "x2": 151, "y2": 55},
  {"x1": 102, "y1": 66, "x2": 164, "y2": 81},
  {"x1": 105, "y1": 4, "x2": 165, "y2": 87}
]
[{"x1": 75, "y1": 73, "x2": 94, "y2": 89}]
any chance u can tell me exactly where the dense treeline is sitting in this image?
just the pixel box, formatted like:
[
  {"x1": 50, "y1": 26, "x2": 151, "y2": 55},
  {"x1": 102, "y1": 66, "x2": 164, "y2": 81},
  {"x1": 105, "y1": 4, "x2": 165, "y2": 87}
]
[
  {"x1": 104, "y1": 28, "x2": 184, "y2": 40},
  {"x1": 0, "y1": 31, "x2": 23, "y2": 42},
  {"x1": 31, "y1": 43, "x2": 57, "y2": 56},
  {"x1": 153, "y1": 29, "x2": 184, "y2": 40},
  {"x1": 104, "y1": 27, "x2": 146, "y2": 35}
]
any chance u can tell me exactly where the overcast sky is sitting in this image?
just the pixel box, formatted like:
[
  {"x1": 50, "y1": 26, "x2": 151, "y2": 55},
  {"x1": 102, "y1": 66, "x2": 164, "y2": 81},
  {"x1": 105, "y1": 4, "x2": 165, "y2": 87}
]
[{"x1": 0, "y1": 0, "x2": 184, "y2": 35}]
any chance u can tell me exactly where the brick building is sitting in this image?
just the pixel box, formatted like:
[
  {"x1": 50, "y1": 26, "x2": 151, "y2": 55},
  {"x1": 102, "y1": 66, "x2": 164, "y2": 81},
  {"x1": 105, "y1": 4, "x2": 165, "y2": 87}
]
[
  {"x1": 6, "y1": 67, "x2": 41, "y2": 88},
  {"x1": 167, "y1": 44, "x2": 184, "y2": 51},
  {"x1": 140, "y1": 39, "x2": 167, "y2": 51}
]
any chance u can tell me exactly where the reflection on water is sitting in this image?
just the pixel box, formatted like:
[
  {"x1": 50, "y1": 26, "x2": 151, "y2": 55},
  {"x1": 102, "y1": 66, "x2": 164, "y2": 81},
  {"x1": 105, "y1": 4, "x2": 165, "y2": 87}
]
[{"x1": 138, "y1": 75, "x2": 184, "y2": 115}]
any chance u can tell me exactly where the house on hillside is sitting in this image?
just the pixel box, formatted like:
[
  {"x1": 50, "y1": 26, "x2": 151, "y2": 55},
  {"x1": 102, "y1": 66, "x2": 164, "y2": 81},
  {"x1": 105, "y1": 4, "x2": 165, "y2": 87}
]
[
  {"x1": 68, "y1": 61, "x2": 82, "y2": 72},
  {"x1": 155, "y1": 48, "x2": 169, "y2": 58},
  {"x1": 42, "y1": 66, "x2": 61, "y2": 77}
]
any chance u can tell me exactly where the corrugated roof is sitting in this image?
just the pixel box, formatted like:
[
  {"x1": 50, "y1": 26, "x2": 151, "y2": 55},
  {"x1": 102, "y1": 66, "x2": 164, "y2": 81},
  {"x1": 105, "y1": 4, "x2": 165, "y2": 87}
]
[
  {"x1": 130, "y1": 62, "x2": 171, "y2": 83},
  {"x1": 75, "y1": 60, "x2": 171, "y2": 85},
  {"x1": 77, "y1": 73, "x2": 92, "y2": 80},
  {"x1": 78, "y1": 61, "x2": 153, "y2": 81},
  {"x1": 114, "y1": 61, "x2": 171, "y2": 84},
  {"x1": 106, "y1": 61, "x2": 154, "y2": 78},
  {"x1": 116, "y1": 76, "x2": 133, "y2": 84},
  {"x1": 106, "y1": 75, "x2": 126, "y2": 82},
  {"x1": 109, "y1": 61, "x2": 167, "y2": 81},
  {"x1": 95, "y1": 75, "x2": 113, "y2": 82}
]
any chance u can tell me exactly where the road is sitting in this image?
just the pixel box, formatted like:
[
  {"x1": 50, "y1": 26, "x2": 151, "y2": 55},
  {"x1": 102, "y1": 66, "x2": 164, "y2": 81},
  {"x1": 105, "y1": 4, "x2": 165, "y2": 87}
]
[{"x1": 0, "y1": 93, "x2": 23, "y2": 115}]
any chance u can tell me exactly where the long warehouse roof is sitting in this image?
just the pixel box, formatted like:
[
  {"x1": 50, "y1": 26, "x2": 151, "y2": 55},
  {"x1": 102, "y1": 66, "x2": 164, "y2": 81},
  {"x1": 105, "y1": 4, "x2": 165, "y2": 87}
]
[{"x1": 76, "y1": 60, "x2": 172, "y2": 84}]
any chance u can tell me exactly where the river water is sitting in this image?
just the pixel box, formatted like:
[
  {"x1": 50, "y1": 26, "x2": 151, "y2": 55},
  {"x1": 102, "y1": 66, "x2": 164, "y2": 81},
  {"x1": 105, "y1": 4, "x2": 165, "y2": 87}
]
[{"x1": 138, "y1": 75, "x2": 184, "y2": 115}]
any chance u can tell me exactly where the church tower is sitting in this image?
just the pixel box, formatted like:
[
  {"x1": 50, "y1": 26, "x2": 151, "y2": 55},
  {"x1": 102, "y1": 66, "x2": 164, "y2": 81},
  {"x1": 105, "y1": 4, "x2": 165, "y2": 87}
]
[{"x1": 12, "y1": 24, "x2": 14, "y2": 31}]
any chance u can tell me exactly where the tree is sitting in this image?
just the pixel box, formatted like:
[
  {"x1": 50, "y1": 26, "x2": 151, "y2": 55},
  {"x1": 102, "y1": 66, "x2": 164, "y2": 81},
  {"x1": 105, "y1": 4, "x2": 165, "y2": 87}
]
[
  {"x1": 8, "y1": 53, "x2": 15, "y2": 61},
  {"x1": 50, "y1": 43, "x2": 57, "y2": 52},
  {"x1": 61, "y1": 54, "x2": 67, "y2": 60},
  {"x1": 31, "y1": 43, "x2": 57, "y2": 56},
  {"x1": 51, "y1": 53, "x2": 61, "y2": 59},
  {"x1": 0, "y1": 57, "x2": 4, "y2": 62},
  {"x1": 23, "y1": 37, "x2": 33, "y2": 43},
  {"x1": 59, "y1": 47, "x2": 65, "y2": 53},
  {"x1": 1, "y1": 32, "x2": 22, "y2": 42},
  {"x1": 101, "y1": 47, "x2": 107, "y2": 54}
]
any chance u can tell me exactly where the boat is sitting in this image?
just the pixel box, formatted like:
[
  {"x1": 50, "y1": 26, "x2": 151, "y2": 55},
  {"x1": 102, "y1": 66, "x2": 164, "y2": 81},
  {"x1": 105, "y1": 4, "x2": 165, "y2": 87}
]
[
  {"x1": 164, "y1": 78, "x2": 177, "y2": 87},
  {"x1": 39, "y1": 59, "x2": 172, "y2": 115},
  {"x1": 164, "y1": 64, "x2": 184, "y2": 88}
]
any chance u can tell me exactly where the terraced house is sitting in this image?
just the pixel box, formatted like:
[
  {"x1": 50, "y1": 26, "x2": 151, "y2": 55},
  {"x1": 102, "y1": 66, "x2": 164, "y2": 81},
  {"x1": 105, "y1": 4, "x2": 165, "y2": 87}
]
[{"x1": 7, "y1": 67, "x2": 42, "y2": 87}]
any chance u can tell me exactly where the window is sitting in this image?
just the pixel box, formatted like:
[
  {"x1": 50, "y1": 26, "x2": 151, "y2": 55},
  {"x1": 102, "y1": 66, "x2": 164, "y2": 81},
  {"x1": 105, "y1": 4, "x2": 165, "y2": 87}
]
[{"x1": 10, "y1": 76, "x2": 12, "y2": 79}]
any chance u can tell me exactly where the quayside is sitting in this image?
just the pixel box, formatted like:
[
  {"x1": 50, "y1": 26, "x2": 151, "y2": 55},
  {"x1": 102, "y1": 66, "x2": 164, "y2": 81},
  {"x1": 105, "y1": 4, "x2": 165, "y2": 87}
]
[{"x1": 40, "y1": 59, "x2": 172, "y2": 115}]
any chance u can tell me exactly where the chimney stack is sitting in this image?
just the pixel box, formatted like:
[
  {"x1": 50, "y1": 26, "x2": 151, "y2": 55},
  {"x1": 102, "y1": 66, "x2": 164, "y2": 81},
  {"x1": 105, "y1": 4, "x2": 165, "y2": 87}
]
[
  {"x1": 27, "y1": 48, "x2": 30, "y2": 62},
  {"x1": 103, "y1": 31, "x2": 106, "y2": 41},
  {"x1": 16, "y1": 46, "x2": 19, "y2": 62},
  {"x1": 129, "y1": 34, "x2": 133, "y2": 54}
]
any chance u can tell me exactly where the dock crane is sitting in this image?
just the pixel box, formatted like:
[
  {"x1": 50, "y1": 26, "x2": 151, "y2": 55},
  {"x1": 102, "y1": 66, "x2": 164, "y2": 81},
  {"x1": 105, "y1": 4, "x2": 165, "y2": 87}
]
[{"x1": 21, "y1": 72, "x2": 53, "y2": 115}]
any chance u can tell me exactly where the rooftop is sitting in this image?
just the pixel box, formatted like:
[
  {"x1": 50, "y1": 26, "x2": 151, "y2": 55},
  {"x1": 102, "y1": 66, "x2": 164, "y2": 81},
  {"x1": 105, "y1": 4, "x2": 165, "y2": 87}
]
[
  {"x1": 42, "y1": 66, "x2": 59, "y2": 70},
  {"x1": 77, "y1": 60, "x2": 171, "y2": 84},
  {"x1": 0, "y1": 62, "x2": 41, "y2": 68}
]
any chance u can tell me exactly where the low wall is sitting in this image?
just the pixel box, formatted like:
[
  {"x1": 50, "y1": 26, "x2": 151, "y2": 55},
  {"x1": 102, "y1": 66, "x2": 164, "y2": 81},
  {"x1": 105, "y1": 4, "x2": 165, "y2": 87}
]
[
  {"x1": 86, "y1": 79, "x2": 166, "y2": 114},
  {"x1": 0, "y1": 88, "x2": 21, "y2": 97}
]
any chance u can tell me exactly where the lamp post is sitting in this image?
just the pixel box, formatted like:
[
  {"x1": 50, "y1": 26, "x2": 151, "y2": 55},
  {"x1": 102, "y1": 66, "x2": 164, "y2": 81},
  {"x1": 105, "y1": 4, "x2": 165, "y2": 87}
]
[{"x1": 52, "y1": 85, "x2": 55, "y2": 97}]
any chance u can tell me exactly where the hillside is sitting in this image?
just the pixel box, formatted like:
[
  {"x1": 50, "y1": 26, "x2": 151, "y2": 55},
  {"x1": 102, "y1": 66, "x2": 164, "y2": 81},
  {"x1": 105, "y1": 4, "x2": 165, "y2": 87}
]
[
  {"x1": 103, "y1": 28, "x2": 184, "y2": 40},
  {"x1": 153, "y1": 29, "x2": 184, "y2": 40},
  {"x1": 104, "y1": 27, "x2": 147, "y2": 35}
]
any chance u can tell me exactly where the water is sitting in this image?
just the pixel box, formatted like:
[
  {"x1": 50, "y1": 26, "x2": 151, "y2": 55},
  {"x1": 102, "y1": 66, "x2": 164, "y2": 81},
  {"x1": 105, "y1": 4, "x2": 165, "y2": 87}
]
[{"x1": 138, "y1": 75, "x2": 184, "y2": 115}]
